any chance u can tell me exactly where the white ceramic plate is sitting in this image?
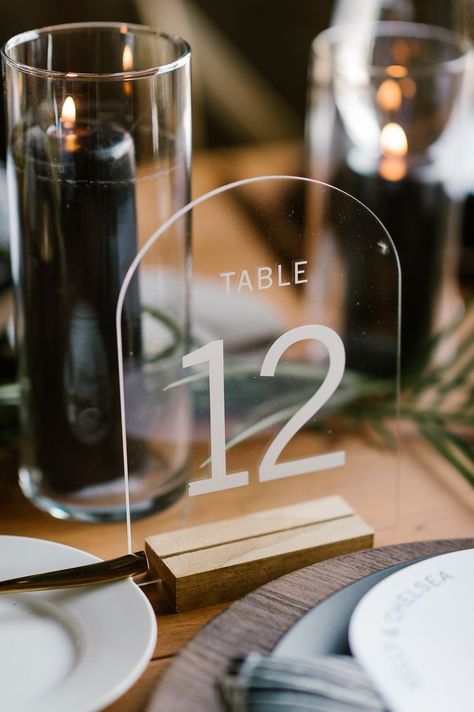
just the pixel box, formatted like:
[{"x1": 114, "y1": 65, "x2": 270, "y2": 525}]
[
  {"x1": 349, "y1": 549, "x2": 474, "y2": 712},
  {"x1": 0, "y1": 536, "x2": 157, "y2": 712}
]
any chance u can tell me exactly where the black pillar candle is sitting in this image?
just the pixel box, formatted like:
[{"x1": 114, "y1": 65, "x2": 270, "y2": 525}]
[
  {"x1": 332, "y1": 146, "x2": 458, "y2": 374},
  {"x1": 11, "y1": 98, "x2": 142, "y2": 498}
]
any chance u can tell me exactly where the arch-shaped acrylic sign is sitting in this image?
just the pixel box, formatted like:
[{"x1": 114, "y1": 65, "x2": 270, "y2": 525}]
[{"x1": 116, "y1": 176, "x2": 401, "y2": 567}]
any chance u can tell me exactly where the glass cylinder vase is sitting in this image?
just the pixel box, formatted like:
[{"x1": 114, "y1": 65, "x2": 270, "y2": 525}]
[
  {"x1": 307, "y1": 21, "x2": 471, "y2": 371},
  {"x1": 2, "y1": 22, "x2": 192, "y2": 521}
]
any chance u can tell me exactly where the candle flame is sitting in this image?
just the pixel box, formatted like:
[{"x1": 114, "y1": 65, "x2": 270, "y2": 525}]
[
  {"x1": 376, "y1": 79, "x2": 402, "y2": 112},
  {"x1": 60, "y1": 96, "x2": 78, "y2": 151},
  {"x1": 61, "y1": 96, "x2": 76, "y2": 125},
  {"x1": 123, "y1": 44, "x2": 133, "y2": 72},
  {"x1": 380, "y1": 122, "x2": 407, "y2": 181},
  {"x1": 122, "y1": 44, "x2": 133, "y2": 96},
  {"x1": 380, "y1": 122, "x2": 408, "y2": 158}
]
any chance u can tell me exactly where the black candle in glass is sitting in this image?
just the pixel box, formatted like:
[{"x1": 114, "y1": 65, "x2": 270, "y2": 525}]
[
  {"x1": 337, "y1": 120, "x2": 456, "y2": 372},
  {"x1": 3, "y1": 23, "x2": 192, "y2": 523},
  {"x1": 13, "y1": 94, "x2": 142, "y2": 502},
  {"x1": 307, "y1": 22, "x2": 470, "y2": 375}
]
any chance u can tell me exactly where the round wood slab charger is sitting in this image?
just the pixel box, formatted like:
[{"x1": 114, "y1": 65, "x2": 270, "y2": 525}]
[{"x1": 147, "y1": 539, "x2": 474, "y2": 712}]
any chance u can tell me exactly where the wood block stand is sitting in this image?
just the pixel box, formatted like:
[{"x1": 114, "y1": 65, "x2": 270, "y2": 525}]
[{"x1": 145, "y1": 495, "x2": 373, "y2": 611}]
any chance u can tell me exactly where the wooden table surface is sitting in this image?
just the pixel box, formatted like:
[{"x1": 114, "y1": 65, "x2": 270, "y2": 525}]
[{"x1": 0, "y1": 141, "x2": 473, "y2": 711}]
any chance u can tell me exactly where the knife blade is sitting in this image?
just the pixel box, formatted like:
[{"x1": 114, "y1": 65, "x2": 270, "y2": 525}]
[{"x1": 0, "y1": 550, "x2": 149, "y2": 594}]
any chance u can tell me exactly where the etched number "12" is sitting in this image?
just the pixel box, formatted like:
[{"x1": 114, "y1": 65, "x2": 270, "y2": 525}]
[{"x1": 183, "y1": 324, "x2": 346, "y2": 496}]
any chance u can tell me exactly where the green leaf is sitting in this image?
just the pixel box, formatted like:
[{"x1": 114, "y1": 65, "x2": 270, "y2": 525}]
[{"x1": 418, "y1": 424, "x2": 474, "y2": 487}]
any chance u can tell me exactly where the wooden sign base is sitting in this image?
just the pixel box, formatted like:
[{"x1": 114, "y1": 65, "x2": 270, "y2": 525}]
[{"x1": 145, "y1": 495, "x2": 374, "y2": 612}]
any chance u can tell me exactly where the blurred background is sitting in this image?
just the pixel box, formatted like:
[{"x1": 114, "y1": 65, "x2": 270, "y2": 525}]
[
  {"x1": 0, "y1": 0, "x2": 334, "y2": 152},
  {"x1": 1, "y1": 1, "x2": 474, "y2": 149}
]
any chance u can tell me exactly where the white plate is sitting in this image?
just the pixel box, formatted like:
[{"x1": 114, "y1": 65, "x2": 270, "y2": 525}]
[
  {"x1": 0, "y1": 536, "x2": 157, "y2": 712},
  {"x1": 349, "y1": 548, "x2": 474, "y2": 712}
]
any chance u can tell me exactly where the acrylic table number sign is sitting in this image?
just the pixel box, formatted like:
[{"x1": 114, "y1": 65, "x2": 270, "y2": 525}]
[{"x1": 117, "y1": 176, "x2": 402, "y2": 611}]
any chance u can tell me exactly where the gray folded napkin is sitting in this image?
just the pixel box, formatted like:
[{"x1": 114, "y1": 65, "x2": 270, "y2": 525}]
[{"x1": 218, "y1": 653, "x2": 389, "y2": 711}]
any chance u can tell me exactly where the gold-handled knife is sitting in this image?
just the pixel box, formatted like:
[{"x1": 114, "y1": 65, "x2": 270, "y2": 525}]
[{"x1": 0, "y1": 551, "x2": 149, "y2": 594}]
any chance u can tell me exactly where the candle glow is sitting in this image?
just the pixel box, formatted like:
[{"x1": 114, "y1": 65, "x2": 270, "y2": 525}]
[
  {"x1": 123, "y1": 44, "x2": 133, "y2": 96},
  {"x1": 380, "y1": 122, "x2": 408, "y2": 181},
  {"x1": 401, "y1": 77, "x2": 416, "y2": 98},
  {"x1": 377, "y1": 79, "x2": 402, "y2": 112},
  {"x1": 386, "y1": 64, "x2": 407, "y2": 78},
  {"x1": 380, "y1": 123, "x2": 408, "y2": 158}
]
